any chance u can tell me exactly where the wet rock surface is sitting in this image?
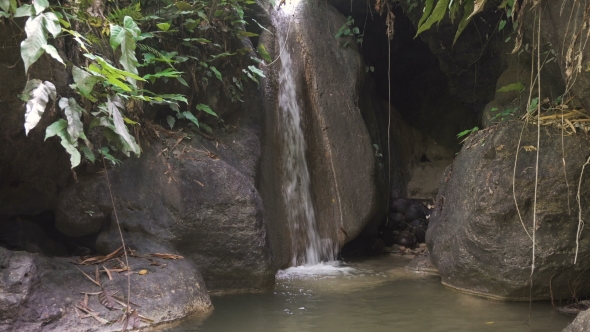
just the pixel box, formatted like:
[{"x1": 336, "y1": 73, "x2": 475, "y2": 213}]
[
  {"x1": 0, "y1": 247, "x2": 211, "y2": 332},
  {"x1": 428, "y1": 121, "x2": 590, "y2": 300}
]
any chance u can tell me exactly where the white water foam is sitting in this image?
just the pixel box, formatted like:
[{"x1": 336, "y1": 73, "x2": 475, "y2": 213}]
[{"x1": 276, "y1": 261, "x2": 356, "y2": 279}]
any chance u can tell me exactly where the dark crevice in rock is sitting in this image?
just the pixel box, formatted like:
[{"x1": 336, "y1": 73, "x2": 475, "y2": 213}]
[{"x1": 0, "y1": 211, "x2": 97, "y2": 257}]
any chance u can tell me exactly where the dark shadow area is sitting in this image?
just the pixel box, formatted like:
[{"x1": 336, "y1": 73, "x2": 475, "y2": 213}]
[
  {"x1": 0, "y1": 212, "x2": 97, "y2": 257},
  {"x1": 331, "y1": 3, "x2": 479, "y2": 152}
]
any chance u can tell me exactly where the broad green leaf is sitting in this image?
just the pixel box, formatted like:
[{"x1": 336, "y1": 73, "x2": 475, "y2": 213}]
[
  {"x1": 58, "y1": 97, "x2": 84, "y2": 142},
  {"x1": 21, "y1": 15, "x2": 47, "y2": 73},
  {"x1": 43, "y1": 44, "x2": 64, "y2": 65},
  {"x1": 415, "y1": 0, "x2": 450, "y2": 36},
  {"x1": 248, "y1": 65, "x2": 265, "y2": 78},
  {"x1": 45, "y1": 118, "x2": 67, "y2": 140},
  {"x1": 418, "y1": 0, "x2": 435, "y2": 27},
  {"x1": 200, "y1": 123, "x2": 212, "y2": 133},
  {"x1": 210, "y1": 66, "x2": 222, "y2": 81},
  {"x1": 32, "y1": 0, "x2": 48, "y2": 14},
  {"x1": 177, "y1": 76, "x2": 188, "y2": 87},
  {"x1": 156, "y1": 22, "x2": 170, "y2": 31},
  {"x1": 80, "y1": 146, "x2": 95, "y2": 162},
  {"x1": 71, "y1": 66, "x2": 101, "y2": 99},
  {"x1": 453, "y1": 0, "x2": 474, "y2": 45},
  {"x1": 243, "y1": 68, "x2": 258, "y2": 83},
  {"x1": 56, "y1": 129, "x2": 81, "y2": 168},
  {"x1": 0, "y1": 10, "x2": 8, "y2": 17},
  {"x1": 175, "y1": 1, "x2": 193, "y2": 11},
  {"x1": 196, "y1": 103, "x2": 217, "y2": 117},
  {"x1": 110, "y1": 17, "x2": 141, "y2": 87},
  {"x1": 0, "y1": 0, "x2": 9, "y2": 13},
  {"x1": 182, "y1": 111, "x2": 199, "y2": 126},
  {"x1": 43, "y1": 12, "x2": 61, "y2": 38},
  {"x1": 498, "y1": 19, "x2": 506, "y2": 32},
  {"x1": 166, "y1": 115, "x2": 175, "y2": 129},
  {"x1": 257, "y1": 44, "x2": 271, "y2": 63},
  {"x1": 497, "y1": 82, "x2": 525, "y2": 92},
  {"x1": 14, "y1": 4, "x2": 34, "y2": 17},
  {"x1": 22, "y1": 80, "x2": 56, "y2": 135},
  {"x1": 108, "y1": 95, "x2": 140, "y2": 155}
]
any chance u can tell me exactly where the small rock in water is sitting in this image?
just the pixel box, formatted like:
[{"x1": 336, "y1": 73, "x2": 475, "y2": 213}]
[
  {"x1": 405, "y1": 204, "x2": 426, "y2": 221},
  {"x1": 391, "y1": 199, "x2": 411, "y2": 214},
  {"x1": 389, "y1": 213, "x2": 406, "y2": 229},
  {"x1": 394, "y1": 231, "x2": 416, "y2": 247}
]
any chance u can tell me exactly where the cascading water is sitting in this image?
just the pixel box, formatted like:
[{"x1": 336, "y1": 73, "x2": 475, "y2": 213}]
[{"x1": 275, "y1": 9, "x2": 337, "y2": 267}]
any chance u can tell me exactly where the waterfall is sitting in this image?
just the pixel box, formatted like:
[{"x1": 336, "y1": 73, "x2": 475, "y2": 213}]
[{"x1": 276, "y1": 10, "x2": 337, "y2": 266}]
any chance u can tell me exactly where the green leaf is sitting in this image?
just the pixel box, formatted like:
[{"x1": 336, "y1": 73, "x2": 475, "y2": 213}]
[
  {"x1": 142, "y1": 68, "x2": 183, "y2": 80},
  {"x1": 182, "y1": 111, "x2": 199, "y2": 126},
  {"x1": 183, "y1": 37, "x2": 211, "y2": 43},
  {"x1": 57, "y1": 129, "x2": 81, "y2": 168},
  {"x1": 21, "y1": 15, "x2": 46, "y2": 73},
  {"x1": 156, "y1": 22, "x2": 170, "y2": 31},
  {"x1": 108, "y1": 95, "x2": 140, "y2": 156},
  {"x1": 497, "y1": 82, "x2": 525, "y2": 92},
  {"x1": 22, "y1": 79, "x2": 56, "y2": 136},
  {"x1": 71, "y1": 66, "x2": 101, "y2": 100},
  {"x1": 243, "y1": 68, "x2": 258, "y2": 83},
  {"x1": 457, "y1": 126, "x2": 479, "y2": 138},
  {"x1": 453, "y1": 0, "x2": 474, "y2": 44},
  {"x1": 418, "y1": 0, "x2": 435, "y2": 27},
  {"x1": 196, "y1": 103, "x2": 217, "y2": 117},
  {"x1": 166, "y1": 115, "x2": 175, "y2": 129},
  {"x1": 498, "y1": 19, "x2": 506, "y2": 31},
  {"x1": 43, "y1": 44, "x2": 64, "y2": 65},
  {"x1": 0, "y1": 10, "x2": 8, "y2": 17},
  {"x1": 415, "y1": 0, "x2": 450, "y2": 36},
  {"x1": 14, "y1": 4, "x2": 34, "y2": 17},
  {"x1": 42, "y1": 12, "x2": 61, "y2": 38},
  {"x1": 80, "y1": 146, "x2": 95, "y2": 162},
  {"x1": 238, "y1": 30, "x2": 258, "y2": 37},
  {"x1": 210, "y1": 66, "x2": 222, "y2": 81},
  {"x1": 32, "y1": 0, "x2": 48, "y2": 14},
  {"x1": 177, "y1": 76, "x2": 188, "y2": 87},
  {"x1": 248, "y1": 65, "x2": 265, "y2": 78},
  {"x1": 109, "y1": 17, "x2": 141, "y2": 87},
  {"x1": 175, "y1": 1, "x2": 193, "y2": 11},
  {"x1": 45, "y1": 118, "x2": 67, "y2": 140},
  {"x1": 257, "y1": 44, "x2": 271, "y2": 63},
  {"x1": 58, "y1": 97, "x2": 84, "y2": 142},
  {"x1": 200, "y1": 123, "x2": 212, "y2": 133},
  {"x1": 0, "y1": 0, "x2": 9, "y2": 13}
]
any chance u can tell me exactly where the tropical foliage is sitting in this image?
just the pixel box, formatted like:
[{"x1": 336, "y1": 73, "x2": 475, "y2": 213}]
[{"x1": 2, "y1": 0, "x2": 266, "y2": 168}]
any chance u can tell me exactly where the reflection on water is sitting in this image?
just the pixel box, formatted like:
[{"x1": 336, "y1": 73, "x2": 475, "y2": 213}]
[{"x1": 155, "y1": 256, "x2": 573, "y2": 332}]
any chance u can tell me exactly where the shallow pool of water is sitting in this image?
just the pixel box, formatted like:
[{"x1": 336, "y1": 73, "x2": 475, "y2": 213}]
[{"x1": 156, "y1": 255, "x2": 573, "y2": 332}]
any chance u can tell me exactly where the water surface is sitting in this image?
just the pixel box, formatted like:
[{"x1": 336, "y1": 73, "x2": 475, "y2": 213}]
[{"x1": 156, "y1": 255, "x2": 573, "y2": 332}]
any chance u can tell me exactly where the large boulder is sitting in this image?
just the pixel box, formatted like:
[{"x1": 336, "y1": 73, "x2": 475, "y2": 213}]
[
  {"x1": 563, "y1": 309, "x2": 590, "y2": 332},
  {"x1": 427, "y1": 121, "x2": 590, "y2": 300},
  {"x1": 57, "y1": 114, "x2": 275, "y2": 292},
  {"x1": 0, "y1": 247, "x2": 211, "y2": 332}
]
